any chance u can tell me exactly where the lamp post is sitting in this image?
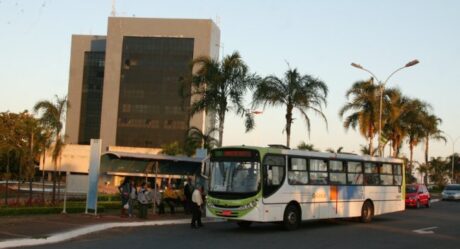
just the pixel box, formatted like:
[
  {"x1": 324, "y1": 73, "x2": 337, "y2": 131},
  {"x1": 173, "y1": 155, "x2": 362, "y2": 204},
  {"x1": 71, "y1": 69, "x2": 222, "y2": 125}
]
[
  {"x1": 351, "y1": 59, "x2": 419, "y2": 157},
  {"x1": 446, "y1": 134, "x2": 460, "y2": 183}
]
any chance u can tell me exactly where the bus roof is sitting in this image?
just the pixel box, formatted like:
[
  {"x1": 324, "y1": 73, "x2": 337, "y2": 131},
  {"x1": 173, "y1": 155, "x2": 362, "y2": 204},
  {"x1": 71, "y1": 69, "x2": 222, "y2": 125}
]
[{"x1": 215, "y1": 145, "x2": 404, "y2": 164}]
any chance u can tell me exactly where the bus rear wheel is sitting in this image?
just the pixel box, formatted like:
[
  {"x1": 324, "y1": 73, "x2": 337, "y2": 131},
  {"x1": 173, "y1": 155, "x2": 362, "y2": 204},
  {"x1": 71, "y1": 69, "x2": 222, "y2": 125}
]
[
  {"x1": 283, "y1": 204, "x2": 300, "y2": 230},
  {"x1": 236, "y1": 221, "x2": 252, "y2": 228},
  {"x1": 360, "y1": 201, "x2": 374, "y2": 223}
]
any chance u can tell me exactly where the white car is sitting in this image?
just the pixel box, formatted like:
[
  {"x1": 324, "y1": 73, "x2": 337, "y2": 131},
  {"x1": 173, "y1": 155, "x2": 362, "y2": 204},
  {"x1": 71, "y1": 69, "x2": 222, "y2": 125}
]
[{"x1": 442, "y1": 184, "x2": 460, "y2": 200}]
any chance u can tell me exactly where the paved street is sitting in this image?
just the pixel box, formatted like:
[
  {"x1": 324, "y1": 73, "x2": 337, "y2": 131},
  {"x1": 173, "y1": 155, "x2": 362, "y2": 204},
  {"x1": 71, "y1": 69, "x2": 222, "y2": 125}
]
[{"x1": 30, "y1": 200, "x2": 460, "y2": 249}]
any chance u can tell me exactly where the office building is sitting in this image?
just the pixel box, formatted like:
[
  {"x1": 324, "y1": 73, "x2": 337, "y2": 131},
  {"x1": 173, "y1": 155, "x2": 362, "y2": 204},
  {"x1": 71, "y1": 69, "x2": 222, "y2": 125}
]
[{"x1": 65, "y1": 17, "x2": 220, "y2": 150}]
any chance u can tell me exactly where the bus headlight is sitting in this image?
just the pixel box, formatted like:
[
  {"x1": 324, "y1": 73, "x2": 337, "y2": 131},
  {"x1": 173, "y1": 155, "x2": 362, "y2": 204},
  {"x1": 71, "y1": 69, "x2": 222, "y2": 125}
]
[
  {"x1": 241, "y1": 200, "x2": 258, "y2": 209},
  {"x1": 207, "y1": 202, "x2": 216, "y2": 208}
]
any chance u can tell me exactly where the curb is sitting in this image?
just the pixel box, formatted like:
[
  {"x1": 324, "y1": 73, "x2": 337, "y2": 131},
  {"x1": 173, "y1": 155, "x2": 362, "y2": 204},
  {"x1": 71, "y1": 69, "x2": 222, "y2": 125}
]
[{"x1": 0, "y1": 218, "x2": 218, "y2": 249}]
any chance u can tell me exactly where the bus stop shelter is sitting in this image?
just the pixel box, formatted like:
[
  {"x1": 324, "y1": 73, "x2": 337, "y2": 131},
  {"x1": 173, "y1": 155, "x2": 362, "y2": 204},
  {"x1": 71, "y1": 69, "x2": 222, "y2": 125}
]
[{"x1": 100, "y1": 151, "x2": 205, "y2": 192}]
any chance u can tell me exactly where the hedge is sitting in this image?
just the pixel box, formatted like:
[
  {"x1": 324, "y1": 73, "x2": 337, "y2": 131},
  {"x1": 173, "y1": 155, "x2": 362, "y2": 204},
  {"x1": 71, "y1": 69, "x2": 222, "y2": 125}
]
[{"x1": 0, "y1": 201, "x2": 120, "y2": 216}]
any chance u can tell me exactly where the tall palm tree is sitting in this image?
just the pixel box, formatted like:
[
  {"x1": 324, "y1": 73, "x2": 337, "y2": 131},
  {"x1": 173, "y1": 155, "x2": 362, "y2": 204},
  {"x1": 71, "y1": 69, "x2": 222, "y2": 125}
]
[
  {"x1": 421, "y1": 114, "x2": 446, "y2": 166},
  {"x1": 33, "y1": 95, "x2": 68, "y2": 204},
  {"x1": 382, "y1": 88, "x2": 411, "y2": 158},
  {"x1": 404, "y1": 99, "x2": 430, "y2": 173},
  {"x1": 340, "y1": 78, "x2": 381, "y2": 155},
  {"x1": 253, "y1": 68, "x2": 328, "y2": 148},
  {"x1": 36, "y1": 128, "x2": 52, "y2": 202},
  {"x1": 182, "y1": 51, "x2": 254, "y2": 147}
]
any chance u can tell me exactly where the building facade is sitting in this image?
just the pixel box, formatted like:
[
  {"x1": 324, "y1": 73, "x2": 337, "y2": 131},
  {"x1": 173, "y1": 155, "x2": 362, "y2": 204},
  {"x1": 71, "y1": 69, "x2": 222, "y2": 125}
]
[{"x1": 66, "y1": 17, "x2": 220, "y2": 151}]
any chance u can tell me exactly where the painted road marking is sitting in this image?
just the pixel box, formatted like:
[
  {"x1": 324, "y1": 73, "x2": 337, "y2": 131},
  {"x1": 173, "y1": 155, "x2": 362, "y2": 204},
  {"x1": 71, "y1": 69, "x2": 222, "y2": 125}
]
[{"x1": 413, "y1": 226, "x2": 438, "y2": 234}]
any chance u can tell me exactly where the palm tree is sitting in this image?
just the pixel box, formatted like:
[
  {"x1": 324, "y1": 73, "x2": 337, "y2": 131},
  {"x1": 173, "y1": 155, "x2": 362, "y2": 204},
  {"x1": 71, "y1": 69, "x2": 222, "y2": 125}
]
[
  {"x1": 360, "y1": 144, "x2": 378, "y2": 156},
  {"x1": 36, "y1": 128, "x2": 52, "y2": 202},
  {"x1": 33, "y1": 95, "x2": 68, "y2": 204},
  {"x1": 182, "y1": 51, "x2": 254, "y2": 147},
  {"x1": 185, "y1": 127, "x2": 219, "y2": 152},
  {"x1": 253, "y1": 68, "x2": 328, "y2": 148},
  {"x1": 416, "y1": 162, "x2": 430, "y2": 184},
  {"x1": 404, "y1": 99, "x2": 430, "y2": 173},
  {"x1": 297, "y1": 142, "x2": 319, "y2": 151},
  {"x1": 339, "y1": 78, "x2": 379, "y2": 156},
  {"x1": 421, "y1": 114, "x2": 446, "y2": 166},
  {"x1": 326, "y1": 147, "x2": 344, "y2": 153}
]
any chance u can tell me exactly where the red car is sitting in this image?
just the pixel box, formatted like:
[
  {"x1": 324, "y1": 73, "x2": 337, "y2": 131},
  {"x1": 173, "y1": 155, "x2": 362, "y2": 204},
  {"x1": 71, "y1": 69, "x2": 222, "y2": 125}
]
[{"x1": 405, "y1": 184, "x2": 431, "y2": 208}]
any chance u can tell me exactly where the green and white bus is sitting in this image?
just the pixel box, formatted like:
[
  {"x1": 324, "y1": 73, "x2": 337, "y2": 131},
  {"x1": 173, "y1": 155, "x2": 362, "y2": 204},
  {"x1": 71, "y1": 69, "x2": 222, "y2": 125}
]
[{"x1": 205, "y1": 146, "x2": 405, "y2": 230}]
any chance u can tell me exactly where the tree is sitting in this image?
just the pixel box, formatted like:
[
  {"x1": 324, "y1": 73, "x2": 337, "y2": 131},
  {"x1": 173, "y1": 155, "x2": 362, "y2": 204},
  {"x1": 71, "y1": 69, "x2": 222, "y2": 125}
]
[
  {"x1": 182, "y1": 51, "x2": 254, "y2": 147},
  {"x1": 253, "y1": 68, "x2": 328, "y2": 148},
  {"x1": 297, "y1": 142, "x2": 318, "y2": 151},
  {"x1": 381, "y1": 88, "x2": 408, "y2": 157},
  {"x1": 183, "y1": 127, "x2": 218, "y2": 156},
  {"x1": 404, "y1": 99, "x2": 430, "y2": 173},
  {"x1": 160, "y1": 141, "x2": 183, "y2": 156},
  {"x1": 359, "y1": 144, "x2": 378, "y2": 156},
  {"x1": 429, "y1": 157, "x2": 450, "y2": 187},
  {"x1": 326, "y1": 147, "x2": 344, "y2": 153},
  {"x1": 33, "y1": 95, "x2": 68, "y2": 204},
  {"x1": 0, "y1": 111, "x2": 42, "y2": 205},
  {"x1": 339, "y1": 78, "x2": 379, "y2": 156},
  {"x1": 421, "y1": 114, "x2": 445, "y2": 166},
  {"x1": 416, "y1": 162, "x2": 430, "y2": 184}
]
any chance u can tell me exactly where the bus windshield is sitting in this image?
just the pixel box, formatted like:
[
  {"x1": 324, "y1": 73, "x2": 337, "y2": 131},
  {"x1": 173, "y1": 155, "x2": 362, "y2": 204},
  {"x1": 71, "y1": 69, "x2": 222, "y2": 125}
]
[{"x1": 209, "y1": 161, "x2": 260, "y2": 193}]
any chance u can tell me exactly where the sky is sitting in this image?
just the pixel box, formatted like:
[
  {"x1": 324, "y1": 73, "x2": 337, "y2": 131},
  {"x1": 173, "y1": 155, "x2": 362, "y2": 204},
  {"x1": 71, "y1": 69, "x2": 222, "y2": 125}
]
[{"x1": 0, "y1": 0, "x2": 459, "y2": 163}]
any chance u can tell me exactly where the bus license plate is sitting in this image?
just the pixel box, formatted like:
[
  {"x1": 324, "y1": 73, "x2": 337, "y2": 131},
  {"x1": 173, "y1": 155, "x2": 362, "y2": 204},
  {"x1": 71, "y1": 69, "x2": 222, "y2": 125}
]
[{"x1": 222, "y1": 210, "x2": 232, "y2": 216}]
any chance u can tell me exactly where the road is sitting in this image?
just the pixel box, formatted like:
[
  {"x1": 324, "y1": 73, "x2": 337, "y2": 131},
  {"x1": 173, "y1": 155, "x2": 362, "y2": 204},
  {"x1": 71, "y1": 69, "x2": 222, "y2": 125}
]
[{"x1": 31, "y1": 200, "x2": 460, "y2": 249}]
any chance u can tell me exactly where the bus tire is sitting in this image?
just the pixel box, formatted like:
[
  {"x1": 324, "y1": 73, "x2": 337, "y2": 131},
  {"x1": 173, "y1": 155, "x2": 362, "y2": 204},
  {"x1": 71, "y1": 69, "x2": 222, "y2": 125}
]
[
  {"x1": 416, "y1": 200, "x2": 420, "y2": 209},
  {"x1": 360, "y1": 201, "x2": 374, "y2": 223},
  {"x1": 283, "y1": 204, "x2": 300, "y2": 230},
  {"x1": 426, "y1": 199, "x2": 431, "y2": 208},
  {"x1": 236, "y1": 221, "x2": 252, "y2": 228}
]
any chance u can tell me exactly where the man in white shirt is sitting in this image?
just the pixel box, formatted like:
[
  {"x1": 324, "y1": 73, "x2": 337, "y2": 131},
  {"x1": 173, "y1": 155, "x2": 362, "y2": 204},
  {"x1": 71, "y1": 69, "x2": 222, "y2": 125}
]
[{"x1": 191, "y1": 184, "x2": 204, "y2": 228}]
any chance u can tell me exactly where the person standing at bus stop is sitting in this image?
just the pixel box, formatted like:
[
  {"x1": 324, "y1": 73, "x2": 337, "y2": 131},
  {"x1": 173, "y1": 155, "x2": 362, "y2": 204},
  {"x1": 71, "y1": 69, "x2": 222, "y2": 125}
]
[
  {"x1": 183, "y1": 178, "x2": 193, "y2": 214},
  {"x1": 128, "y1": 180, "x2": 137, "y2": 218},
  {"x1": 118, "y1": 178, "x2": 130, "y2": 217},
  {"x1": 191, "y1": 184, "x2": 203, "y2": 229}
]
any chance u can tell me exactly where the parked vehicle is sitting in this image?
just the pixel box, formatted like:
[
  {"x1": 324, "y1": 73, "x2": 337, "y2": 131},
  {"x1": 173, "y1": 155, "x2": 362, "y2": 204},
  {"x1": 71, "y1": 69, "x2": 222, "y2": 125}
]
[
  {"x1": 441, "y1": 184, "x2": 460, "y2": 200},
  {"x1": 405, "y1": 184, "x2": 430, "y2": 208}
]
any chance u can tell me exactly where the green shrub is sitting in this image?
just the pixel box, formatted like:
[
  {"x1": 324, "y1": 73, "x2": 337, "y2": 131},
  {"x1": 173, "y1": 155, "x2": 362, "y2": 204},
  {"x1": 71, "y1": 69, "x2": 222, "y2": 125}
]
[{"x1": 0, "y1": 201, "x2": 121, "y2": 216}]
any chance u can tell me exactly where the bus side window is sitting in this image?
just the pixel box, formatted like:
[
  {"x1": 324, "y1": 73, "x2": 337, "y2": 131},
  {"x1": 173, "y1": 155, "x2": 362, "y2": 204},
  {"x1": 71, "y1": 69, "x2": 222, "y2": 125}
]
[{"x1": 263, "y1": 155, "x2": 285, "y2": 198}]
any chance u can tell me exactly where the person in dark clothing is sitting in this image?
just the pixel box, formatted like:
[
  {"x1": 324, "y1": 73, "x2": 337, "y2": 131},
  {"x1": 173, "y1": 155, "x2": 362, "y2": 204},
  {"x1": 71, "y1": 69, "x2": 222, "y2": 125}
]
[
  {"x1": 183, "y1": 179, "x2": 193, "y2": 215},
  {"x1": 118, "y1": 178, "x2": 130, "y2": 217}
]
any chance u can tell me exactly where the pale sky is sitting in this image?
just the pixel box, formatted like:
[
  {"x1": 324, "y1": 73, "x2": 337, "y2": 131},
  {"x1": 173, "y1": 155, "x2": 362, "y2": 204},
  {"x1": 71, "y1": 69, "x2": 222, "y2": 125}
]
[{"x1": 1, "y1": 0, "x2": 459, "y2": 163}]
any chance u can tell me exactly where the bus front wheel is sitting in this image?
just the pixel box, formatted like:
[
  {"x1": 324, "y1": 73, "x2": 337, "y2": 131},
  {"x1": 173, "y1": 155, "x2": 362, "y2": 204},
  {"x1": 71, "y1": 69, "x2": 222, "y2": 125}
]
[
  {"x1": 360, "y1": 201, "x2": 374, "y2": 223},
  {"x1": 283, "y1": 204, "x2": 300, "y2": 230}
]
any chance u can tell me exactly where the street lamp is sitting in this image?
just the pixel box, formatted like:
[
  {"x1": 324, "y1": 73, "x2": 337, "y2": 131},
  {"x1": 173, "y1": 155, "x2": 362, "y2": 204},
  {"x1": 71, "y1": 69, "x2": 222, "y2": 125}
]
[
  {"x1": 446, "y1": 134, "x2": 460, "y2": 183},
  {"x1": 351, "y1": 59, "x2": 419, "y2": 157}
]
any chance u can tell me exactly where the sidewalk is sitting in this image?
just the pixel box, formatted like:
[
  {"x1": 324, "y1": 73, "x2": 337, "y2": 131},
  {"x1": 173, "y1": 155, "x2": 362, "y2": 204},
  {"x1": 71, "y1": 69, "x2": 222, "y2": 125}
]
[{"x1": 0, "y1": 210, "x2": 199, "y2": 248}]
